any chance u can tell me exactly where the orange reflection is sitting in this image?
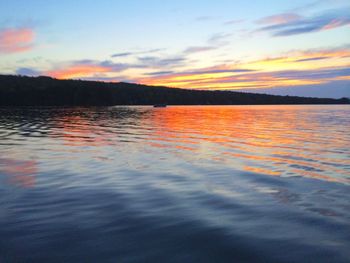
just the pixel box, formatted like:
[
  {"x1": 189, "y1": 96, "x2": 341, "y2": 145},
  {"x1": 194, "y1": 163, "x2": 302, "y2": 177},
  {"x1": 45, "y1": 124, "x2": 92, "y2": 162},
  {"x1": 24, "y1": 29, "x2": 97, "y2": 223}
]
[
  {"x1": 147, "y1": 106, "x2": 350, "y2": 184},
  {"x1": 244, "y1": 166, "x2": 281, "y2": 176},
  {"x1": 0, "y1": 158, "x2": 36, "y2": 187}
]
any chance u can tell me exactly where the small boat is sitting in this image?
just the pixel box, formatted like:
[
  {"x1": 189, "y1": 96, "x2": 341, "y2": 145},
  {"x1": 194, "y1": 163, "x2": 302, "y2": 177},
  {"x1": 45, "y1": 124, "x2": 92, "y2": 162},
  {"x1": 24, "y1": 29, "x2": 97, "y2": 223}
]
[{"x1": 153, "y1": 104, "x2": 167, "y2": 108}]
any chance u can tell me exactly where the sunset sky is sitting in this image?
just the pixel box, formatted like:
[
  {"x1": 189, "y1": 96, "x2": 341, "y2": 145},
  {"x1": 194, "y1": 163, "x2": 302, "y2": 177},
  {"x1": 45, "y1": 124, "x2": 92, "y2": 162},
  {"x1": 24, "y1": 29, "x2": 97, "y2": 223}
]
[{"x1": 0, "y1": 0, "x2": 349, "y2": 98}]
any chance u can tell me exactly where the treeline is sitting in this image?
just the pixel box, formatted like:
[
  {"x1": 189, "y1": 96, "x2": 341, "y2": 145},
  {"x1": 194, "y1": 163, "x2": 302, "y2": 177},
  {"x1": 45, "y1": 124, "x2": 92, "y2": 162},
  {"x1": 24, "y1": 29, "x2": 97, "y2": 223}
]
[{"x1": 0, "y1": 74, "x2": 348, "y2": 106}]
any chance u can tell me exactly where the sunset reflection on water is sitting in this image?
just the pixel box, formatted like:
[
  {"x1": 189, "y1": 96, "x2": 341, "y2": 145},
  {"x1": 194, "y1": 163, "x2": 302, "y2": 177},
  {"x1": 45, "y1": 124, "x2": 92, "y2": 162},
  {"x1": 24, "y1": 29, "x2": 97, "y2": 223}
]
[
  {"x1": 0, "y1": 158, "x2": 36, "y2": 187},
  {"x1": 146, "y1": 106, "x2": 350, "y2": 184},
  {"x1": 1, "y1": 106, "x2": 349, "y2": 186},
  {"x1": 0, "y1": 105, "x2": 349, "y2": 263}
]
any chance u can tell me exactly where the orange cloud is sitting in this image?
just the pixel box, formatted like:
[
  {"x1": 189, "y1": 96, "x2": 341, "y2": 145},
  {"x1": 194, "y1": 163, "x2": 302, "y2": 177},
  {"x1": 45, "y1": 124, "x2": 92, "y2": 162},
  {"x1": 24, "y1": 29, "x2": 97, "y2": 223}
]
[
  {"x1": 0, "y1": 27, "x2": 35, "y2": 54},
  {"x1": 47, "y1": 65, "x2": 111, "y2": 79},
  {"x1": 139, "y1": 47, "x2": 350, "y2": 90},
  {"x1": 45, "y1": 60, "x2": 130, "y2": 79}
]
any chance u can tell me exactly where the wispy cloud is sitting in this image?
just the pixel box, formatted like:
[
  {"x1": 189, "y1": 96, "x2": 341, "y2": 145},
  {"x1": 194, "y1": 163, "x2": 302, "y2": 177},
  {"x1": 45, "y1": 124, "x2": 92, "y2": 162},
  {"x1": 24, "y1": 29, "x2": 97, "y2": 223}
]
[
  {"x1": 257, "y1": 13, "x2": 301, "y2": 25},
  {"x1": 193, "y1": 69, "x2": 255, "y2": 74},
  {"x1": 137, "y1": 56, "x2": 186, "y2": 67},
  {"x1": 184, "y1": 46, "x2": 217, "y2": 54},
  {"x1": 258, "y1": 9, "x2": 350, "y2": 36},
  {"x1": 207, "y1": 32, "x2": 232, "y2": 46},
  {"x1": 46, "y1": 60, "x2": 132, "y2": 79},
  {"x1": 47, "y1": 65, "x2": 111, "y2": 79},
  {"x1": 224, "y1": 19, "x2": 244, "y2": 25},
  {"x1": 41, "y1": 54, "x2": 186, "y2": 79},
  {"x1": 141, "y1": 66, "x2": 350, "y2": 90},
  {"x1": 268, "y1": 67, "x2": 350, "y2": 80},
  {"x1": 16, "y1": 67, "x2": 40, "y2": 76},
  {"x1": 110, "y1": 52, "x2": 134, "y2": 57},
  {"x1": 237, "y1": 79, "x2": 350, "y2": 98},
  {"x1": 145, "y1": 71, "x2": 175, "y2": 76},
  {"x1": 14, "y1": 39, "x2": 350, "y2": 93},
  {"x1": 293, "y1": 44, "x2": 350, "y2": 58},
  {"x1": 137, "y1": 45, "x2": 350, "y2": 90},
  {"x1": 0, "y1": 27, "x2": 35, "y2": 54},
  {"x1": 294, "y1": 56, "x2": 329, "y2": 62},
  {"x1": 291, "y1": 0, "x2": 337, "y2": 12},
  {"x1": 183, "y1": 33, "x2": 231, "y2": 55},
  {"x1": 111, "y1": 48, "x2": 164, "y2": 58}
]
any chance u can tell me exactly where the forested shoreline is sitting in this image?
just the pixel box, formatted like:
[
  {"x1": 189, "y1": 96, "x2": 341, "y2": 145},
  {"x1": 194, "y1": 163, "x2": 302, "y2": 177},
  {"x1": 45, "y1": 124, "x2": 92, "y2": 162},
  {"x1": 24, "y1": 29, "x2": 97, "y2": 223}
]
[{"x1": 0, "y1": 75, "x2": 348, "y2": 106}]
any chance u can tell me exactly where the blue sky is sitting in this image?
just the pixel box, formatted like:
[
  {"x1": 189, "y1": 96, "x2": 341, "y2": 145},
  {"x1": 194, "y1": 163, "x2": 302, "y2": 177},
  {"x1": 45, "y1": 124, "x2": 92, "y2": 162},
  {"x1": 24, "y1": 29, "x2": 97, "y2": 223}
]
[{"x1": 0, "y1": 0, "x2": 349, "y2": 97}]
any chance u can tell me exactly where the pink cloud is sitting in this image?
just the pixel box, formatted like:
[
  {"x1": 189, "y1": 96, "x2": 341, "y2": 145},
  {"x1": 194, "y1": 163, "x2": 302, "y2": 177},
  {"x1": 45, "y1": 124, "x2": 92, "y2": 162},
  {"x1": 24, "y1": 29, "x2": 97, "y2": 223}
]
[
  {"x1": 258, "y1": 9, "x2": 350, "y2": 36},
  {"x1": 0, "y1": 27, "x2": 35, "y2": 54},
  {"x1": 257, "y1": 13, "x2": 302, "y2": 25},
  {"x1": 45, "y1": 60, "x2": 130, "y2": 79},
  {"x1": 46, "y1": 65, "x2": 111, "y2": 79},
  {"x1": 322, "y1": 18, "x2": 350, "y2": 30}
]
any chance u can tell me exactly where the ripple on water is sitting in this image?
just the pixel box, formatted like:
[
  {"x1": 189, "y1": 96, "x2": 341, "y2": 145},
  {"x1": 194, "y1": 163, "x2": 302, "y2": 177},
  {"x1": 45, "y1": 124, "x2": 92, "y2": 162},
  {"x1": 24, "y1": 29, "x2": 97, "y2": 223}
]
[{"x1": 0, "y1": 105, "x2": 349, "y2": 262}]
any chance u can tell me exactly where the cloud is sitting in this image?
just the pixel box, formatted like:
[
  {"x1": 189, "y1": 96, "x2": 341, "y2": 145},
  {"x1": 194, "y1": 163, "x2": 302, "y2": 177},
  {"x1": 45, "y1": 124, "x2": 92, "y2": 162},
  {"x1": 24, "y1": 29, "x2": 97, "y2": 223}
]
[
  {"x1": 16, "y1": 67, "x2": 40, "y2": 76},
  {"x1": 0, "y1": 27, "x2": 35, "y2": 54},
  {"x1": 291, "y1": 0, "x2": 338, "y2": 12},
  {"x1": 258, "y1": 9, "x2": 350, "y2": 36},
  {"x1": 224, "y1": 19, "x2": 244, "y2": 25},
  {"x1": 290, "y1": 45, "x2": 350, "y2": 61},
  {"x1": 183, "y1": 33, "x2": 231, "y2": 55},
  {"x1": 185, "y1": 68, "x2": 255, "y2": 75},
  {"x1": 136, "y1": 65, "x2": 259, "y2": 88},
  {"x1": 167, "y1": 66, "x2": 350, "y2": 90},
  {"x1": 207, "y1": 33, "x2": 232, "y2": 46},
  {"x1": 257, "y1": 13, "x2": 301, "y2": 25},
  {"x1": 110, "y1": 52, "x2": 134, "y2": 57},
  {"x1": 294, "y1": 56, "x2": 329, "y2": 62},
  {"x1": 46, "y1": 60, "x2": 132, "y2": 79},
  {"x1": 137, "y1": 45, "x2": 350, "y2": 90},
  {"x1": 184, "y1": 34, "x2": 232, "y2": 54},
  {"x1": 184, "y1": 46, "x2": 217, "y2": 54},
  {"x1": 41, "y1": 54, "x2": 185, "y2": 80},
  {"x1": 145, "y1": 71, "x2": 175, "y2": 76},
  {"x1": 111, "y1": 48, "x2": 164, "y2": 58},
  {"x1": 137, "y1": 56, "x2": 186, "y2": 67},
  {"x1": 47, "y1": 65, "x2": 111, "y2": 79},
  {"x1": 14, "y1": 42, "x2": 349, "y2": 93},
  {"x1": 98, "y1": 60, "x2": 133, "y2": 71},
  {"x1": 237, "y1": 80, "x2": 350, "y2": 98},
  {"x1": 270, "y1": 67, "x2": 350, "y2": 80},
  {"x1": 140, "y1": 67, "x2": 254, "y2": 80}
]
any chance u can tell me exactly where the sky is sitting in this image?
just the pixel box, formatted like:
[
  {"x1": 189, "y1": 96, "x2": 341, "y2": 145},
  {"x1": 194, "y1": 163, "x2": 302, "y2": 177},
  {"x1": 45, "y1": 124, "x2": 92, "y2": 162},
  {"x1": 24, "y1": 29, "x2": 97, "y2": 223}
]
[{"x1": 0, "y1": 0, "x2": 349, "y2": 98}]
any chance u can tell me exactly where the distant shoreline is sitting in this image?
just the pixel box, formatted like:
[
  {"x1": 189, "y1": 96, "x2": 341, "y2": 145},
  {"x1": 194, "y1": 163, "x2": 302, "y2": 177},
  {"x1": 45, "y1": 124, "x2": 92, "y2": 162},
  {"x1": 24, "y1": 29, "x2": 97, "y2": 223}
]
[
  {"x1": 1, "y1": 104, "x2": 349, "y2": 108},
  {"x1": 1, "y1": 74, "x2": 349, "y2": 106}
]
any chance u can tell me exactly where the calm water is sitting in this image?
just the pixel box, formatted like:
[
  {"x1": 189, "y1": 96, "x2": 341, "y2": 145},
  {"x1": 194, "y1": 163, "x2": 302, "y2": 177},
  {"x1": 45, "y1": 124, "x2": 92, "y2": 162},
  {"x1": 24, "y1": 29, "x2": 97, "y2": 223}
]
[{"x1": 0, "y1": 105, "x2": 349, "y2": 263}]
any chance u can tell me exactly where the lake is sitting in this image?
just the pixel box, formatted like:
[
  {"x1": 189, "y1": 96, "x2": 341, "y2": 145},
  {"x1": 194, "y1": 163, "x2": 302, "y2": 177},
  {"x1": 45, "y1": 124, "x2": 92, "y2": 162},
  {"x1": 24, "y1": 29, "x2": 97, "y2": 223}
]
[{"x1": 0, "y1": 105, "x2": 349, "y2": 262}]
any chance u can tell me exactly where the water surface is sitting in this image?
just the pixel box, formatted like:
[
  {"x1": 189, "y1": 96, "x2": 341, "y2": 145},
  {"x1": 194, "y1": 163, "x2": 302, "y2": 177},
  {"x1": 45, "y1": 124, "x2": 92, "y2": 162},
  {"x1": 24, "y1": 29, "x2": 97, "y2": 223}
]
[{"x1": 0, "y1": 105, "x2": 349, "y2": 262}]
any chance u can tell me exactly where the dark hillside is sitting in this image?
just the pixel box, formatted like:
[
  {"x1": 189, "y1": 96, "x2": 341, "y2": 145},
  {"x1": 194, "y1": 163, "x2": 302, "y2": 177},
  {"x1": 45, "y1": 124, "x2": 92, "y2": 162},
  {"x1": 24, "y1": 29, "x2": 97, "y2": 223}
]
[{"x1": 0, "y1": 75, "x2": 348, "y2": 106}]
